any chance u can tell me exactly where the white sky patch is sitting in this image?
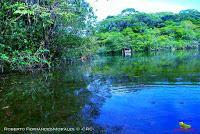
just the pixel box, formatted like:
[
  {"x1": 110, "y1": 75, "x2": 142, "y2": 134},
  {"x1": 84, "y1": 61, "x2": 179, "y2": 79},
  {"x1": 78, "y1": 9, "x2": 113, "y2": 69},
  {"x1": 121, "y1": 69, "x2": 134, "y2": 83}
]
[{"x1": 87, "y1": 0, "x2": 186, "y2": 20}]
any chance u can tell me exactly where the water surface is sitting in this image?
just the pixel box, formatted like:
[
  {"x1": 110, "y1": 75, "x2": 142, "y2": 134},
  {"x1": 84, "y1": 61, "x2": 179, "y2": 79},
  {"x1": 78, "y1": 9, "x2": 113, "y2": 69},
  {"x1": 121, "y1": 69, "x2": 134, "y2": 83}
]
[{"x1": 0, "y1": 50, "x2": 200, "y2": 133}]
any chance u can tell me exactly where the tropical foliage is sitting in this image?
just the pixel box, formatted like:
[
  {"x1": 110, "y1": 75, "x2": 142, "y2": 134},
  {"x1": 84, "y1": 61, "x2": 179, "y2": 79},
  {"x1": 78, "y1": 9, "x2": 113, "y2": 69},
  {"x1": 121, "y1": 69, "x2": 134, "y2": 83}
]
[
  {"x1": 96, "y1": 8, "x2": 200, "y2": 53},
  {"x1": 1, "y1": 1, "x2": 200, "y2": 73},
  {"x1": 0, "y1": 0, "x2": 97, "y2": 72}
]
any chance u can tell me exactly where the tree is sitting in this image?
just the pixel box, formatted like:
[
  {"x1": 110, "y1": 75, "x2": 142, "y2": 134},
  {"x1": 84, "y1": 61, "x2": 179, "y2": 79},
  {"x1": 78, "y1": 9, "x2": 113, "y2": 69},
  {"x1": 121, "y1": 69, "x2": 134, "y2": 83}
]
[
  {"x1": 121, "y1": 8, "x2": 137, "y2": 16},
  {"x1": 96, "y1": 8, "x2": 200, "y2": 53},
  {"x1": 0, "y1": 0, "x2": 97, "y2": 72}
]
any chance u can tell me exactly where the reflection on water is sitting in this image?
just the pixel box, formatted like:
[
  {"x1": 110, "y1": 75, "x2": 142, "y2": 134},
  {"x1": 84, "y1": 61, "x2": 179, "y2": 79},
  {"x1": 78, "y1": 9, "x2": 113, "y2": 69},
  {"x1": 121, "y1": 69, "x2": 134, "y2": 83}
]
[
  {"x1": 96, "y1": 85, "x2": 200, "y2": 133},
  {"x1": 0, "y1": 50, "x2": 200, "y2": 133}
]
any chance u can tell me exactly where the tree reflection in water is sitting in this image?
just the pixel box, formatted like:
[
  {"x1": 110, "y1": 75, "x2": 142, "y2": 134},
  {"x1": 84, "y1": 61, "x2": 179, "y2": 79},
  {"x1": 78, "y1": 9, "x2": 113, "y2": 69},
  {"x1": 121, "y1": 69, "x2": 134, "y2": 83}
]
[
  {"x1": 0, "y1": 63, "x2": 110, "y2": 133},
  {"x1": 0, "y1": 50, "x2": 200, "y2": 133}
]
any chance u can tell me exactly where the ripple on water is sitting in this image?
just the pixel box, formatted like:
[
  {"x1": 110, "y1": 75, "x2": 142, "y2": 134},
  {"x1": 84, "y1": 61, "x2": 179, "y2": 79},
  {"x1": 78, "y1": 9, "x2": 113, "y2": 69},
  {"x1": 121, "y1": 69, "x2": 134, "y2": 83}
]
[{"x1": 94, "y1": 85, "x2": 200, "y2": 133}]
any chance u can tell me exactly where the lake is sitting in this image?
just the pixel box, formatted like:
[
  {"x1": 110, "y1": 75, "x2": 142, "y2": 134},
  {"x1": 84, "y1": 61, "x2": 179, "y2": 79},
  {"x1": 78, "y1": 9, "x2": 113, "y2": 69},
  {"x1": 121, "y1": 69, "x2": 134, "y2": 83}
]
[{"x1": 0, "y1": 50, "x2": 200, "y2": 133}]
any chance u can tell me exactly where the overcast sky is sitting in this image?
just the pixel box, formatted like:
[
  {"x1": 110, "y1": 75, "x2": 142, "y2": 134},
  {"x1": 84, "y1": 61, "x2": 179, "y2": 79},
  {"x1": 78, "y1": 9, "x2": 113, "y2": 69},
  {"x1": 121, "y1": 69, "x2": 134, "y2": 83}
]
[{"x1": 86, "y1": 0, "x2": 200, "y2": 20}]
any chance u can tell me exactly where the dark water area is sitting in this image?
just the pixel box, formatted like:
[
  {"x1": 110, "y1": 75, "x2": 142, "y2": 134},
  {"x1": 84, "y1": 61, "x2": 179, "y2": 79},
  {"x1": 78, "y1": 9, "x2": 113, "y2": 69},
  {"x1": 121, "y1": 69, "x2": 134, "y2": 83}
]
[{"x1": 0, "y1": 50, "x2": 200, "y2": 133}]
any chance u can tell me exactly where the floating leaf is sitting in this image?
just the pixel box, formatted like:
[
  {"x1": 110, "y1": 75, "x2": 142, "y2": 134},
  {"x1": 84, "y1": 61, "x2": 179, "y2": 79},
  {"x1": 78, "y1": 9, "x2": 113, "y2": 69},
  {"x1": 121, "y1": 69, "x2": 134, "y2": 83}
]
[{"x1": 179, "y1": 122, "x2": 191, "y2": 129}]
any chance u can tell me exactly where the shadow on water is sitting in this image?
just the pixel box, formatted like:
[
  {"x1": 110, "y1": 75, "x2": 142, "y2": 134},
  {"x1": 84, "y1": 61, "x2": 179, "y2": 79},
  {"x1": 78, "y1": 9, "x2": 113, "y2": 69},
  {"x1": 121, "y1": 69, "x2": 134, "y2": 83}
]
[{"x1": 0, "y1": 50, "x2": 200, "y2": 133}]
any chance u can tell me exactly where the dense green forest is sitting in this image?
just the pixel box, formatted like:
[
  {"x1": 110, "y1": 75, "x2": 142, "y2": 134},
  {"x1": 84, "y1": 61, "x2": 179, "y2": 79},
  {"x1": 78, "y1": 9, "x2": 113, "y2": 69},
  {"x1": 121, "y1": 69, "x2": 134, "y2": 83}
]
[
  {"x1": 0, "y1": 0, "x2": 97, "y2": 72},
  {"x1": 1, "y1": 1, "x2": 200, "y2": 73},
  {"x1": 96, "y1": 8, "x2": 200, "y2": 53}
]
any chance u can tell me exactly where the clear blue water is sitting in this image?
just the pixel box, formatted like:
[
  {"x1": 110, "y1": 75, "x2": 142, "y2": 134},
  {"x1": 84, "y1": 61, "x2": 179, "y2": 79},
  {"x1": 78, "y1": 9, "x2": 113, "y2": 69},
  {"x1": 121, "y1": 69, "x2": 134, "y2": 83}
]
[
  {"x1": 95, "y1": 85, "x2": 200, "y2": 133},
  {"x1": 0, "y1": 50, "x2": 200, "y2": 133}
]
